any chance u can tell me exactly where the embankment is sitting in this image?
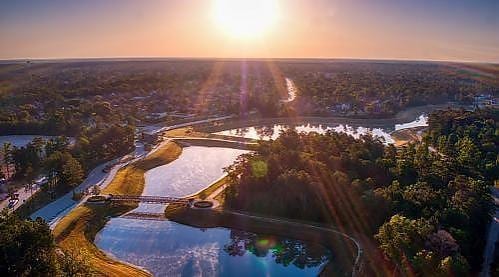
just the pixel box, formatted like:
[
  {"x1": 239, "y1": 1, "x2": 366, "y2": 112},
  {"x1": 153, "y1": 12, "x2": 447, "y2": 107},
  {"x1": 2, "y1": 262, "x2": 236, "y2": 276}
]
[{"x1": 52, "y1": 142, "x2": 182, "y2": 276}]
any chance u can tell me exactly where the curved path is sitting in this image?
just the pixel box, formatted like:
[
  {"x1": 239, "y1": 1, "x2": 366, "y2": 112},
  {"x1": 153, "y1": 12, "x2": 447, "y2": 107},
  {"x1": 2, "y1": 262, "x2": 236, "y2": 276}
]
[
  {"x1": 31, "y1": 142, "x2": 146, "y2": 227},
  {"x1": 481, "y1": 187, "x2": 499, "y2": 276},
  {"x1": 223, "y1": 209, "x2": 363, "y2": 276}
]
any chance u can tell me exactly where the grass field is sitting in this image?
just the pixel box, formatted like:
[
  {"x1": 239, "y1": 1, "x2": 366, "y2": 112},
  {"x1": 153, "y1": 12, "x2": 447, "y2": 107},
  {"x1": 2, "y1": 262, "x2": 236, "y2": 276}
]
[{"x1": 53, "y1": 141, "x2": 182, "y2": 276}]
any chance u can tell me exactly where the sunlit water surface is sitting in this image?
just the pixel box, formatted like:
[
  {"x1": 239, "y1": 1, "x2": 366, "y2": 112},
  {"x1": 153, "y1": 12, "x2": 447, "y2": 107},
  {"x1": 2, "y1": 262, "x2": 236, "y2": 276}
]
[
  {"x1": 215, "y1": 115, "x2": 428, "y2": 144},
  {"x1": 0, "y1": 135, "x2": 75, "y2": 147},
  {"x1": 95, "y1": 219, "x2": 331, "y2": 276},
  {"x1": 96, "y1": 147, "x2": 334, "y2": 276},
  {"x1": 136, "y1": 146, "x2": 247, "y2": 213}
]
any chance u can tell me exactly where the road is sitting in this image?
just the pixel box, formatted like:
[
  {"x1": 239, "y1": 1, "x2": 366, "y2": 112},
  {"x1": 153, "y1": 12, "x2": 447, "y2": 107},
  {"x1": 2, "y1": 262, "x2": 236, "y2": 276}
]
[
  {"x1": 141, "y1": 115, "x2": 235, "y2": 135},
  {"x1": 481, "y1": 187, "x2": 499, "y2": 276},
  {"x1": 30, "y1": 141, "x2": 146, "y2": 227},
  {"x1": 0, "y1": 184, "x2": 41, "y2": 212}
]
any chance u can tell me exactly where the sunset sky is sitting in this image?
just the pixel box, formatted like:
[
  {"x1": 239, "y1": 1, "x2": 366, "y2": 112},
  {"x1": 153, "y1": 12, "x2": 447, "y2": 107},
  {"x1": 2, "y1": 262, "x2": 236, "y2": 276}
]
[{"x1": 1, "y1": 0, "x2": 498, "y2": 62}]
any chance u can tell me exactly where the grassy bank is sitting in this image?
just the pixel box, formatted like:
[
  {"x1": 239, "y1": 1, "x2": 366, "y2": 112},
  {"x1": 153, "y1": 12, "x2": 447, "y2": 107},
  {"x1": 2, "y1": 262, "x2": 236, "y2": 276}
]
[
  {"x1": 53, "y1": 142, "x2": 182, "y2": 276},
  {"x1": 187, "y1": 175, "x2": 227, "y2": 200}
]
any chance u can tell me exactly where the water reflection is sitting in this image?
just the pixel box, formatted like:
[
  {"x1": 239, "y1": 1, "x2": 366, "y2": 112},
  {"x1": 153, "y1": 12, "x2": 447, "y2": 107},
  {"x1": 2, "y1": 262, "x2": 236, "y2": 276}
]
[
  {"x1": 135, "y1": 146, "x2": 248, "y2": 213},
  {"x1": 95, "y1": 219, "x2": 330, "y2": 277},
  {"x1": 394, "y1": 114, "x2": 428, "y2": 130},
  {"x1": 215, "y1": 115, "x2": 429, "y2": 144},
  {"x1": 225, "y1": 229, "x2": 329, "y2": 269},
  {"x1": 216, "y1": 124, "x2": 395, "y2": 144}
]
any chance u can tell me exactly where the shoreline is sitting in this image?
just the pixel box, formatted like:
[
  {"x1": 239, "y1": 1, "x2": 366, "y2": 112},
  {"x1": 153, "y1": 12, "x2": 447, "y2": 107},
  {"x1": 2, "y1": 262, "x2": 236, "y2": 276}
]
[
  {"x1": 165, "y1": 207, "x2": 361, "y2": 276},
  {"x1": 52, "y1": 142, "x2": 182, "y2": 276},
  {"x1": 197, "y1": 103, "x2": 471, "y2": 134},
  {"x1": 50, "y1": 108, "x2": 443, "y2": 275}
]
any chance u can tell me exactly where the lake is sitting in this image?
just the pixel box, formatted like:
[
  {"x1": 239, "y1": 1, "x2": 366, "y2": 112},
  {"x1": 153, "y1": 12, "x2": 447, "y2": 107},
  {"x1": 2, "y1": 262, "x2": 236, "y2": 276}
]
[
  {"x1": 215, "y1": 115, "x2": 429, "y2": 144},
  {"x1": 95, "y1": 146, "x2": 352, "y2": 276},
  {"x1": 95, "y1": 219, "x2": 332, "y2": 277},
  {"x1": 0, "y1": 135, "x2": 75, "y2": 148}
]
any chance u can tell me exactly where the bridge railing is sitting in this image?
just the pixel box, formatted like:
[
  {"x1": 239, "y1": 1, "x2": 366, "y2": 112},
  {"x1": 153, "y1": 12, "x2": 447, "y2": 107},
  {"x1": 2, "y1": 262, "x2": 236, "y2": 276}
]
[{"x1": 109, "y1": 195, "x2": 189, "y2": 204}]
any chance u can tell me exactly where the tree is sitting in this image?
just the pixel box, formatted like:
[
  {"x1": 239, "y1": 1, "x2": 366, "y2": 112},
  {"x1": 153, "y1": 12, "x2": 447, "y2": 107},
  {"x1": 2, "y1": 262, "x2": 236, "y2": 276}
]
[
  {"x1": 439, "y1": 254, "x2": 470, "y2": 276},
  {"x1": 375, "y1": 214, "x2": 433, "y2": 264},
  {"x1": 61, "y1": 157, "x2": 84, "y2": 189},
  {"x1": 0, "y1": 210, "x2": 58, "y2": 276},
  {"x1": 2, "y1": 142, "x2": 12, "y2": 179},
  {"x1": 45, "y1": 151, "x2": 84, "y2": 192},
  {"x1": 456, "y1": 136, "x2": 481, "y2": 169}
]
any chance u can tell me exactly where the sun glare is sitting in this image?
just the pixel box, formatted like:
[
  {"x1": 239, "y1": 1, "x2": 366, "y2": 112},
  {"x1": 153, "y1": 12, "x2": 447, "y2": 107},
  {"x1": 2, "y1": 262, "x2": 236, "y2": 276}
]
[{"x1": 213, "y1": 0, "x2": 279, "y2": 39}]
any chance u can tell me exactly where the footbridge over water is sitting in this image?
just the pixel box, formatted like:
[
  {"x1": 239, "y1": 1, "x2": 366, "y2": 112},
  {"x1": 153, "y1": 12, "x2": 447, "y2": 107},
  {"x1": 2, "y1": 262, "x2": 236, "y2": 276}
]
[
  {"x1": 108, "y1": 194, "x2": 190, "y2": 205},
  {"x1": 171, "y1": 137, "x2": 257, "y2": 150}
]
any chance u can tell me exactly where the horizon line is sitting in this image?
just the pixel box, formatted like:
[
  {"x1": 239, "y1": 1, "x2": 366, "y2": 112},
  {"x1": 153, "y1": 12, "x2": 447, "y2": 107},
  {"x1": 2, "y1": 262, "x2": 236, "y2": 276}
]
[{"x1": 1, "y1": 56, "x2": 498, "y2": 65}]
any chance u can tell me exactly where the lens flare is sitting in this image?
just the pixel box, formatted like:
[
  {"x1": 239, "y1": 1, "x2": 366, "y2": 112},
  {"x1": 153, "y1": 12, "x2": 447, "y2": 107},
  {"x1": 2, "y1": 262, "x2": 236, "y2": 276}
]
[{"x1": 213, "y1": 0, "x2": 279, "y2": 39}]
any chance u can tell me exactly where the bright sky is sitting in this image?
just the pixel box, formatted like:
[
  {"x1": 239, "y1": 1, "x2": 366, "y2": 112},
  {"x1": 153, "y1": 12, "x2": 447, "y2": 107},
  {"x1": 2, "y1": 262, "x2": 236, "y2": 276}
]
[{"x1": 0, "y1": 0, "x2": 498, "y2": 62}]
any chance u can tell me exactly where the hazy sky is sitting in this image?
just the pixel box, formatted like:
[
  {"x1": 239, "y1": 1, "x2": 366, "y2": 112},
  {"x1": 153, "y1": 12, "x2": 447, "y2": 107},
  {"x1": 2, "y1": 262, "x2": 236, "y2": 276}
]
[{"x1": 1, "y1": 0, "x2": 498, "y2": 62}]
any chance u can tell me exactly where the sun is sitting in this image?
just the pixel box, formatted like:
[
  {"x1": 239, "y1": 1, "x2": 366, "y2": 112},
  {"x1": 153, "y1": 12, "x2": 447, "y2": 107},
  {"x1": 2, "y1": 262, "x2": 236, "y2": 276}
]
[{"x1": 213, "y1": 0, "x2": 279, "y2": 39}]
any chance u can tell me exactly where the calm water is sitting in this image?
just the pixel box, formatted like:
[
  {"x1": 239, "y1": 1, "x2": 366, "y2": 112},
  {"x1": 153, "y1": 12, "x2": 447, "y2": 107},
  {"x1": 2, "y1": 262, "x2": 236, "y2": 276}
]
[
  {"x1": 216, "y1": 124, "x2": 395, "y2": 144},
  {"x1": 394, "y1": 114, "x2": 428, "y2": 130},
  {"x1": 95, "y1": 219, "x2": 331, "y2": 277},
  {"x1": 95, "y1": 147, "x2": 353, "y2": 276},
  {"x1": 0, "y1": 135, "x2": 75, "y2": 147},
  {"x1": 135, "y1": 146, "x2": 248, "y2": 213},
  {"x1": 215, "y1": 115, "x2": 429, "y2": 144}
]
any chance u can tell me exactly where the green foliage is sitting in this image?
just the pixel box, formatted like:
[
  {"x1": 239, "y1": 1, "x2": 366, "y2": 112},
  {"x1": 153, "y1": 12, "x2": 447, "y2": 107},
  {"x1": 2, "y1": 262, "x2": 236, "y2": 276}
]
[
  {"x1": 45, "y1": 151, "x2": 84, "y2": 191},
  {"x1": 0, "y1": 209, "x2": 58, "y2": 276},
  {"x1": 0, "y1": 210, "x2": 92, "y2": 276},
  {"x1": 224, "y1": 129, "x2": 391, "y2": 230},
  {"x1": 225, "y1": 108, "x2": 496, "y2": 274},
  {"x1": 57, "y1": 247, "x2": 94, "y2": 277},
  {"x1": 250, "y1": 160, "x2": 268, "y2": 178},
  {"x1": 375, "y1": 215, "x2": 433, "y2": 263}
]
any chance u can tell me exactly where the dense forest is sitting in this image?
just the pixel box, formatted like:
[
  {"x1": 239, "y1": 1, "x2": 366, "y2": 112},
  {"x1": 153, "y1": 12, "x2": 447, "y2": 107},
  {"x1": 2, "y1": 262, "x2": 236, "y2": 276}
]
[
  {"x1": 0, "y1": 61, "x2": 497, "y2": 136},
  {"x1": 281, "y1": 62, "x2": 499, "y2": 116},
  {"x1": 223, "y1": 108, "x2": 498, "y2": 275}
]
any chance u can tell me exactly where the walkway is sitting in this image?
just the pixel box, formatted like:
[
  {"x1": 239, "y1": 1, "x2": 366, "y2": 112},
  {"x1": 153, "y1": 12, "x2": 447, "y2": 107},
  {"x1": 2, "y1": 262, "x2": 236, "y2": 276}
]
[
  {"x1": 171, "y1": 137, "x2": 257, "y2": 150},
  {"x1": 109, "y1": 194, "x2": 188, "y2": 204},
  {"x1": 223, "y1": 209, "x2": 363, "y2": 276},
  {"x1": 141, "y1": 115, "x2": 235, "y2": 135},
  {"x1": 481, "y1": 187, "x2": 499, "y2": 276},
  {"x1": 31, "y1": 142, "x2": 146, "y2": 227}
]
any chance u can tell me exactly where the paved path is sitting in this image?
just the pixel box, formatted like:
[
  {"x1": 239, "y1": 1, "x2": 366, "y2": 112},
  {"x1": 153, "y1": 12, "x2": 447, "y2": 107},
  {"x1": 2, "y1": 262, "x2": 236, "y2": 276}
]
[
  {"x1": 141, "y1": 115, "x2": 235, "y2": 135},
  {"x1": 0, "y1": 184, "x2": 41, "y2": 212},
  {"x1": 31, "y1": 142, "x2": 146, "y2": 228},
  {"x1": 225, "y1": 209, "x2": 363, "y2": 276},
  {"x1": 481, "y1": 187, "x2": 499, "y2": 276}
]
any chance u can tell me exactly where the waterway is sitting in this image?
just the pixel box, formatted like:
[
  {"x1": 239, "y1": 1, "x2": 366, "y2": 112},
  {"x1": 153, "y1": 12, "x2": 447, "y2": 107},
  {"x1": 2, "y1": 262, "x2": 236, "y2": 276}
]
[
  {"x1": 96, "y1": 219, "x2": 331, "y2": 276},
  {"x1": 215, "y1": 114, "x2": 429, "y2": 144},
  {"x1": 0, "y1": 135, "x2": 75, "y2": 148},
  {"x1": 134, "y1": 146, "x2": 247, "y2": 214},
  {"x1": 94, "y1": 146, "x2": 340, "y2": 276},
  {"x1": 95, "y1": 146, "x2": 342, "y2": 276}
]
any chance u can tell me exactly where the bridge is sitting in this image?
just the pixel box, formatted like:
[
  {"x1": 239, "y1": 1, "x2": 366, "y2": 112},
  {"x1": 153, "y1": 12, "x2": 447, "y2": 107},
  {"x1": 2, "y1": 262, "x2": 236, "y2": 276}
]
[{"x1": 108, "y1": 194, "x2": 190, "y2": 205}]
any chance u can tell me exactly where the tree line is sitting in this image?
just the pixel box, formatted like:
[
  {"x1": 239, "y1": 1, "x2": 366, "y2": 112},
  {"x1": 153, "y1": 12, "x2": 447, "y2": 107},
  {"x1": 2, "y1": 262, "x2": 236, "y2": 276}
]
[
  {"x1": 2, "y1": 124, "x2": 135, "y2": 217},
  {"x1": 223, "y1": 108, "x2": 498, "y2": 275}
]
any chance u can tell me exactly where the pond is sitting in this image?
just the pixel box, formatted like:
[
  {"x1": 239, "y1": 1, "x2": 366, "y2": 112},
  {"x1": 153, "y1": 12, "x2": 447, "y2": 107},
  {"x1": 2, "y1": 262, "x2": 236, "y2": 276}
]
[
  {"x1": 0, "y1": 135, "x2": 75, "y2": 148},
  {"x1": 95, "y1": 219, "x2": 334, "y2": 277},
  {"x1": 95, "y1": 146, "x2": 355, "y2": 276},
  {"x1": 135, "y1": 146, "x2": 248, "y2": 213},
  {"x1": 215, "y1": 115, "x2": 429, "y2": 144}
]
